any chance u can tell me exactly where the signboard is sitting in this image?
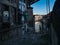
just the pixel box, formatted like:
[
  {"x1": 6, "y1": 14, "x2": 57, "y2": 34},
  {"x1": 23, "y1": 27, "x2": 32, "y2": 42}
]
[{"x1": 24, "y1": 15, "x2": 28, "y2": 21}]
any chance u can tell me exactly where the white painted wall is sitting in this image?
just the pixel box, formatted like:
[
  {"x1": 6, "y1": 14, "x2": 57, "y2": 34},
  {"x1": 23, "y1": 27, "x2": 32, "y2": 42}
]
[{"x1": 35, "y1": 22, "x2": 42, "y2": 33}]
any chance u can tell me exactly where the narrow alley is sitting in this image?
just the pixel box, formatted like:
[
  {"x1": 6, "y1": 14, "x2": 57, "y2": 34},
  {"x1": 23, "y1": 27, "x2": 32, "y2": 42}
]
[{"x1": 0, "y1": 0, "x2": 60, "y2": 45}]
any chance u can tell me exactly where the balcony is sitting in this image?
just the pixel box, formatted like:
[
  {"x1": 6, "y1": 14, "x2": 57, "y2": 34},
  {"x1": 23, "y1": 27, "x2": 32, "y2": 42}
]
[
  {"x1": 27, "y1": 0, "x2": 39, "y2": 5},
  {"x1": 0, "y1": 0, "x2": 17, "y2": 8}
]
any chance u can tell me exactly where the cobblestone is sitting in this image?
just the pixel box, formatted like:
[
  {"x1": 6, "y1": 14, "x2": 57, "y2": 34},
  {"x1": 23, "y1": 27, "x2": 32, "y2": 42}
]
[{"x1": 0, "y1": 27, "x2": 49, "y2": 45}]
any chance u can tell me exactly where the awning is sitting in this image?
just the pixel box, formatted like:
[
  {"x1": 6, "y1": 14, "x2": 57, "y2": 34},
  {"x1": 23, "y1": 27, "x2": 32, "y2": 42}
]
[{"x1": 27, "y1": 0, "x2": 39, "y2": 5}]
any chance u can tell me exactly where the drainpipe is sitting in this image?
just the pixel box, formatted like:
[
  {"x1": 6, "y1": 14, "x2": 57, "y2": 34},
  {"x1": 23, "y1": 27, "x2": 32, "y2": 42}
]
[{"x1": 9, "y1": 0, "x2": 11, "y2": 27}]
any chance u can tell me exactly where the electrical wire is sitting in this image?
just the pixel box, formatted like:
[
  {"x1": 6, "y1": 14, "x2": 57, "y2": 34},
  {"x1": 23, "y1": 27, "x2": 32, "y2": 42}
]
[
  {"x1": 46, "y1": 0, "x2": 50, "y2": 14},
  {"x1": 46, "y1": 0, "x2": 52, "y2": 45}
]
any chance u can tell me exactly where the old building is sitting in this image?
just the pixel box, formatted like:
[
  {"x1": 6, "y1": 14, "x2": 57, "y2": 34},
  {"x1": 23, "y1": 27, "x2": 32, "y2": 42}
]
[
  {"x1": 18, "y1": 0, "x2": 39, "y2": 29},
  {"x1": 0, "y1": 0, "x2": 19, "y2": 29},
  {"x1": 0, "y1": 0, "x2": 39, "y2": 30},
  {"x1": 27, "y1": 0, "x2": 39, "y2": 27},
  {"x1": 33, "y1": 15, "x2": 43, "y2": 32}
]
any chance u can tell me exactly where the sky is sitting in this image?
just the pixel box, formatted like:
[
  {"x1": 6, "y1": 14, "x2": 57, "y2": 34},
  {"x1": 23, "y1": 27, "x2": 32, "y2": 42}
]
[{"x1": 31, "y1": 0, "x2": 56, "y2": 15}]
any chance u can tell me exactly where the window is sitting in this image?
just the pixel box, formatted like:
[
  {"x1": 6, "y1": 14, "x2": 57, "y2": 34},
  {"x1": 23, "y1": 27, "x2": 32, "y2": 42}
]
[{"x1": 19, "y1": 1, "x2": 26, "y2": 12}]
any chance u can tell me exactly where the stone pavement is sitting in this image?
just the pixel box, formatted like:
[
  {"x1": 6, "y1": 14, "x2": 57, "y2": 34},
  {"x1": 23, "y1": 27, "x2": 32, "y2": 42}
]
[{"x1": 0, "y1": 27, "x2": 49, "y2": 45}]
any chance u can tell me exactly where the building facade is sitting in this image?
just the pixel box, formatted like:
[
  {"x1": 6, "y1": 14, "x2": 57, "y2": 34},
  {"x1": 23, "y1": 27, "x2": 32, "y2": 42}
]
[
  {"x1": 0, "y1": 0, "x2": 39, "y2": 43},
  {"x1": 34, "y1": 15, "x2": 43, "y2": 33},
  {"x1": 18, "y1": 0, "x2": 39, "y2": 28},
  {"x1": 0, "y1": 0, "x2": 19, "y2": 29},
  {"x1": 0, "y1": 0, "x2": 39, "y2": 29}
]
